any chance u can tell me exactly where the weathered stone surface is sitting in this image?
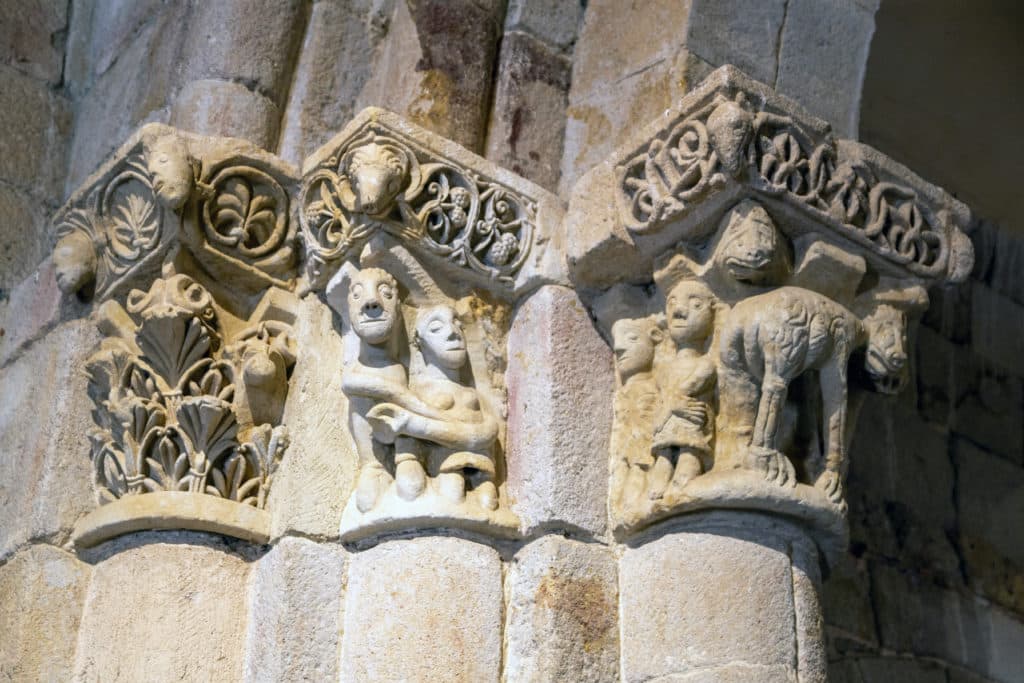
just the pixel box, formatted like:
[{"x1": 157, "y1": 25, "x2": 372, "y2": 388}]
[
  {"x1": 0, "y1": 544, "x2": 91, "y2": 681},
  {"x1": 84, "y1": 0, "x2": 168, "y2": 82},
  {"x1": 0, "y1": 321, "x2": 98, "y2": 561},
  {"x1": 485, "y1": 31, "x2": 571, "y2": 191},
  {"x1": 340, "y1": 536, "x2": 502, "y2": 682},
  {"x1": 685, "y1": 0, "x2": 786, "y2": 85},
  {"x1": 971, "y1": 282, "x2": 1024, "y2": 375},
  {"x1": 0, "y1": 64, "x2": 70, "y2": 202},
  {"x1": 243, "y1": 536, "x2": 346, "y2": 682},
  {"x1": 503, "y1": 0, "x2": 583, "y2": 52},
  {"x1": 180, "y1": 0, "x2": 305, "y2": 109},
  {"x1": 0, "y1": 0, "x2": 67, "y2": 83},
  {"x1": 774, "y1": 0, "x2": 878, "y2": 138},
  {"x1": 832, "y1": 657, "x2": 949, "y2": 683},
  {"x1": 504, "y1": 535, "x2": 619, "y2": 682},
  {"x1": 951, "y1": 349, "x2": 1024, "y2": 465},
  {"x1": 171, "y1": 79, "x2": 281, "y2": 150},
  {"x1": 356, "y1": 0, "x2": 503, "y2": 153},
  {"x1": 823, "y1": 552, "x2": 879, "y2": 650},
  {"x1": 73, "y1": 533, "x2": 252, "y2": 681},
  {"x1": 506, "y1": 285, "x2": 613, "y2": 537},
  {"x1": 277, "y1": 0, "x2": 391, "y2": 165},
  {"x1": 269, "y1": 297, "x2": 356, "y2": 541},
  {"x1": 0, "y1": 258, "x2": 84, "y2": 365},
  {"x1": 619, "y1": 514, "x2": 823, "y2": 682},
  {"x1": 0, "y1": 187, "x2": 51, "y2": 300}
]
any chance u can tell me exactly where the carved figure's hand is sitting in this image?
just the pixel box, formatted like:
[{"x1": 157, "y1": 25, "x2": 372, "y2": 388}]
[
  {"x1": 366, "y1": 403, "x2": 410, "y2": 444},
  {"x1": 676, "y1": 397, "x2": 708, "y2": 426}
]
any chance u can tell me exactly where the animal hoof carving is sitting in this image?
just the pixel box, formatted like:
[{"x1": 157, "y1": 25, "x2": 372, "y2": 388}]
[
  {"x1": 748, "y1": 446, "x2": 797, "y2": 488},
  {"x1": 815, "y1": 470, "x2": 844, "y2": 504}
]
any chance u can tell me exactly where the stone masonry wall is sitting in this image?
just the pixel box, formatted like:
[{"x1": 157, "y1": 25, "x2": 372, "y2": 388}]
[{"x1": 0, "y1": 2, "x2": 1021, "y2": 681}]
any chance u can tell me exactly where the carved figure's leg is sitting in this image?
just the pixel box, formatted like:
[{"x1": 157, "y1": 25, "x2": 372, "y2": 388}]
[
  {"x1": 750, "y1": 369, "x2": 797, "y2": 486},
  {"x1": 622, "y1": 464, "x2": 648, "y2": 508},
  {"x1": 815, "y1": 358, "x2": 848, "y2": 503},
  {"x1": 665, "y1": 450, "x2": 702, "y2": 501},
  {"x1": 476, "y1": 480, "x2": 498, "y2": 510},
  {"x1": 356, "y1": 440, "x2": 392, "y2": 512},
  {"x1": 394, "y1": 436, "x2": 426, "y2": 501},
  {"x1": 647, "y1": 451, "x2": 674, "y2": 500},
  {"x1": 438, "y1": 471, "x2": 466, "y2": 504}
]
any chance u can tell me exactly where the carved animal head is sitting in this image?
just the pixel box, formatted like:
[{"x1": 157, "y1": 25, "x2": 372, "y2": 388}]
[
  {"x1": 53, "y1": 230, "x2": 97, "y2": 295},
  {"x1": 143, "y1": 133, "x2": 193, "y2": 210},
  {"x1": 861, "y1": 304, "x2": 910, "y2": 394},
  {"x1": 342, "y1": 141, "x2": 410, "y2": 216},
  {"x1": 126, "y1": 273, "x2": 216, "y2": 323},
  {"x1": 713, "y1": 200, "x2": 792, "y2": 285},
  {"x1": 414, "y1": 305, "x2": 468, "y2": 371},
  {"x1": 346, "y1": 267, "x2": 400, "y2": 346},
  {"x1": 611, "y1": 317, "x2": 663, "y2": 382}
]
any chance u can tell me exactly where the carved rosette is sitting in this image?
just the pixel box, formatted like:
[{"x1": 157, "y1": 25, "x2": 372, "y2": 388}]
[
  {"x1": 569, "y1": 66, "x2": 974, "y2": 552},
  {"x1": 72, "y1": 272, "x2": 297, "y2": 547},
  {"x1": 299, "y1": 109, "x2": 545, "y2": 295}
]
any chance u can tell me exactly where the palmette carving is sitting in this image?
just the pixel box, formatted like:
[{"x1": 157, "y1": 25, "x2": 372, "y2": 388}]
[{"x1": 84, "y1": 273, "x2": 295, "y2": 509}]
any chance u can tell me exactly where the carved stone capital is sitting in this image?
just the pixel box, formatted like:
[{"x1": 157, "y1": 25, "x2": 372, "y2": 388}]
[{"x1": 568, "y1": 66, "x2": 973, "y2": 552}]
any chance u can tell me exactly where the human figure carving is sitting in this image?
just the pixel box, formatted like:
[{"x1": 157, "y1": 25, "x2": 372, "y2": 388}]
[
  {"x1": 610, "y1": 316, "x2": 664, "y2": 509},
  {"x1": 337, "y1": 267, "x2": 445, "y2": 510},
  {"x1": 717, "y1": 286, "x2": 912, "y2": 502},
  {"x1": 649, "y1": 279, "x2": 717, "y2": 501},
  {"x1": 367, "y1": 305, "x2": 500, "y2": 510}
]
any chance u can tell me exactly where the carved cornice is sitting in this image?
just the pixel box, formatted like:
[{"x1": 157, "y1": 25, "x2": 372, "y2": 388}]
[
  {"x1": 52, "y1": 124, "x2": 300, "y2": 303},
  {"x1": 568, "y1": 66, "x2": 974, "y2": 552},
  {"x1": 299, "y1": 108, "x2": 565, "y2": 299}
]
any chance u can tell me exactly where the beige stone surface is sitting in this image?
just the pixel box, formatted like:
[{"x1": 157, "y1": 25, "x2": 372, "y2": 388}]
[
  {"x1": 243, "y1": 536, "x2": 347, "y2": 681},
  {"x1": 0, "y1": 544, "x2": 91, "y2": 681},
  {"x1": 506, "y1": 285, "x2": 614, "y2": 536},
  {"x1": 619, "y1": 514, "x2": 823, "y2": 682},
  {"x1": 340, "y1": 536, "x2": 503, "y2": 682},
  {"x1": 73, "y1": 533, "x2": 252, "y2": 681},
  {"x1": 0, "y1": 0, "x2": 68, "y2": 83},
  {"x1": 504, "y1": 535, "x2": 619, "y2": 682},
  {"x1": 171, "y1": 79, "x2": 281, "y2": 150},
  {"x1": 0, "y1": 320, "x2": 98, "y2": 561}
]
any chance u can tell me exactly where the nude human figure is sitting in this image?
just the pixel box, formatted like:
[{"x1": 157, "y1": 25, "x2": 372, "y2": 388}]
[
  {"x1": 367, "y1": 305, "x2": 500, "y2": 510},
  {"x1": 649, "y1": 279, "x2": 717, "y2": 501},
  {"x1": 338, "y1": 267, "x2": 446, "y2": 511},
  {"x1": 610, "y1": 316, "x2": 664, "y2": 509}
]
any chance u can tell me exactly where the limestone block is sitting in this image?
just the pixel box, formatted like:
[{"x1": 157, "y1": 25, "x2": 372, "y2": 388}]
[
  {"x1": 503, "y1": 0, "x2": 583, "y2": 52},
  {"x1": 775, "y1": 0, "x2": 877, "y2": 138},
  {"x1": 180, "y1": 0, "x2": 305, "y2": 109},
  {"x1": 65, "y1": 4, "x2": 185, "y2": 190},
  {"x1": 822, "y1": 552, "x2": 878, "y2": 649},
  {"x1": 0, "y1": 63, "x2": 70, "y2": 203},
  {"x1": 171, "y1": 79, "x2": 281, "y2": 151},
  {"x1": 269, "y1": 296, "x2": 355, "y2": 541},
  {"x1": 950, "y1": 349, "x2": 1024, "y2": 464},
  {"x1": 85, "y1": 0, "x2": 168, "y2": 80},
  {"x1": 684, "y1": 0, "x2": 787, "y2": 86},
  {"x1": 0, "y1": 0, "x2": 67, "y2": 83},
  {"x1": 504, "y1": 535, "x2": 619, "y2": 682},
  {"x1": 485, "y1": 31, "x2": 571, "y2": 191},
  {"x1": 277, "y1": 0, "x2": 391, "y2": 165},
  {"x1": 340, "y1": 536, "x2": 502, "y2": 682},
  {"x1": 838, "y1": 657, "x2": 949, "y2": 683},
  {"x1": 0, "y1": 182, "x2": 48, "y2": 293},
  {"x1": 0, "y1": 320, "x2": 99, "y2": 561},
  {"x1": 356, "y1": 0, "x2": 503, "y2": 153},
  {"x1": 506, "y1": 285, "x2": 613, "y2": 537},
  {"x1": 0, "y1": 257, "x2": 89, "y2": 365},
  {"x1": 619, "y1": 514, "x2": 825, "y2": 682},
  {"x1": 971, "y1": 283, "x2": 1024, "y2": 375},
  {"x1": 956, "y1": 439, "x2": 1024, "y2": 579},
  {"x1": 73, "y1": 533, "x2": 251, "y2": 681},
  {"x1": 0, "y1": 544, "x2": 91, "y2": 681},
  {"x1": 243, "y1": 536, "x2": 347, "y2": 681}
]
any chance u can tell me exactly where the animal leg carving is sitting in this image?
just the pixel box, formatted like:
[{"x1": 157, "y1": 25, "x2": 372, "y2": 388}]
[
  {"x1": 751, "y1": 371, "x2": 796, "y2": 487},
  {"x1": 815, "y1": 359, "x2": 848, "y2": 503}
]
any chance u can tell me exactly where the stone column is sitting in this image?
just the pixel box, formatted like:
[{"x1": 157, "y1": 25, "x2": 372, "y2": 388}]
[{"x1": 565, "y1": 65, "x2": 973, "y2": 682}]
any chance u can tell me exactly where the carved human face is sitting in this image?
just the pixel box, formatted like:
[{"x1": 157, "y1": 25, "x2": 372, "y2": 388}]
[
  {"x1": 53, "y1": 231, "x2": 96, "y2": 294},
  {"x1": 612, "y1": 318, "x2": 661, "y2": 381},
  {"x1": 863, "y1": 305, "x2": 909, "y2": 394},
  {"x1": 347, "y1": 268, "x2": 399, "y2": 345},
  {"x1": 665, "y1": 280, "x2": 714, "y2": 346},
  {"x1": 416, "y1": 306, "x2": 467, "y2": 370},
  {"x1": 144, "y1": 136, "x2": 192, "y2": 209}
]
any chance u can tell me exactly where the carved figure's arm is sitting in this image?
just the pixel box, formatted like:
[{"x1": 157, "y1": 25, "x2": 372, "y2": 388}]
[
  {"x1": 341, "y1": 370, "x2": 446, "y2": 419},
  {"x1": 368, "y1": 403, "x2": 498, "y2": 451}
]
